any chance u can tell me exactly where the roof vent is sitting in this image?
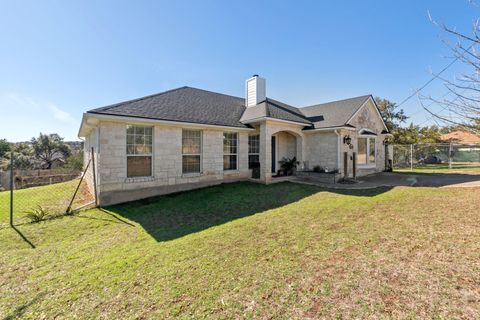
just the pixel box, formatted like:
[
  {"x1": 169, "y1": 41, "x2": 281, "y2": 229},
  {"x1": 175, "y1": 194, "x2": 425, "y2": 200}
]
[{"x1": 245, "y1": 75, "x2": 266, "y2": 107}]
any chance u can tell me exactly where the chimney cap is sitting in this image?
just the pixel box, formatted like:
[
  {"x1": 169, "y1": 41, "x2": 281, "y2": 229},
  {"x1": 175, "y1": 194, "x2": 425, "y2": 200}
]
[{"x1": 252, "y1": 74, "x2": 259, "y2": 77}]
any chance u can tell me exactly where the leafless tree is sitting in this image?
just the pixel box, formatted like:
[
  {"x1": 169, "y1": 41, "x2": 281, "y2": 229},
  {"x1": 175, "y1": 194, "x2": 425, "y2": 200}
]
[{"x1": 420, "y1": 9, "x2": 480, "y2": 133}]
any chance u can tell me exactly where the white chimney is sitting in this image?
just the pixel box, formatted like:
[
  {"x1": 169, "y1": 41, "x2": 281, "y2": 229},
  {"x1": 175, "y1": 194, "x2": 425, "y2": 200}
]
[{"x1": 245, "y1": 74, "x2": 266, "y2": 107}]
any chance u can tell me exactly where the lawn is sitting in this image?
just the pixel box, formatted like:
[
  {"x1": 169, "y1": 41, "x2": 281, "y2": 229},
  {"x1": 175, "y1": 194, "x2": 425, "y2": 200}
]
[
  {"x1": 0, "y1": 179, "x2": 93, "y2": 227},
  {"x1": 1, "y1": 182, "x2": 479, "y2": 319},
  {"x1": 395, "y1": 163, "x2": 480, "y2": 174}
]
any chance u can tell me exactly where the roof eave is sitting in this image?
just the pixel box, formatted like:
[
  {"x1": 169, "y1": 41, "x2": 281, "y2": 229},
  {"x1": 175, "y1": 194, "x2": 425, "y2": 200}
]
[
  {"x1": 303, "y1": 125, "x2": 356, "y2": 132},
  {"x1": 85, "y1": 112, "x2": 255, "y2": 131},
  {"x1": 241, "y1": 116, "x2": 311, "y2": 127}
]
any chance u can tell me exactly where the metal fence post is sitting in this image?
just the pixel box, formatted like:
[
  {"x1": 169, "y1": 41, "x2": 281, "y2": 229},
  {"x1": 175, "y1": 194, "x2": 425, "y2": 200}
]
[
  {"x1": 410, "y1": 144, "x2": 413, "y2": 171},
  {"x1": 9, "y1": 151, "x2": 13, "y2": 226},
  {"x1": 448, "y1": 142, "x2": 453, "y2": 169}
]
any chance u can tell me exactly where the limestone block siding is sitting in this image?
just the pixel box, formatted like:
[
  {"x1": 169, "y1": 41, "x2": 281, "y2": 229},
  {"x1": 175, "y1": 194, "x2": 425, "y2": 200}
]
[
  {"x1": 347, "y1": 99, "x2": 387, "y2": 176},
  {"x1": 95, "y1": 121, "x2": 251, "y2": 205},
  {"x1": 304, "y1": 131, "x2": 339, "y2": 171}
]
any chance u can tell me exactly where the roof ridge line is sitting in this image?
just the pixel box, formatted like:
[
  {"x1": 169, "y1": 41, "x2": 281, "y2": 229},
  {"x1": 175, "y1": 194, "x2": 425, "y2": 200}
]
[
  {"x1": 300, "y1": 94, "x2": 371, "y2": 109},
  {"x1": 184, "y1": 86, "x2": 244, "y2": 101},
  {"x1": 89, "y1": 86, "x2": 190, "y2": 112}
]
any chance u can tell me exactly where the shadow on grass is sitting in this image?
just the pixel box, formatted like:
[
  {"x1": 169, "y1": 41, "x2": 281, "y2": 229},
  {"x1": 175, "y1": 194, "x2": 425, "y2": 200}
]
[
  {"x1": 104, "y1": 182, "x2": 391, "y2": 242},
  {"x1": 3, "y1": 292, "x2": 46, "y2": 320},
  {"x1": 12, "y1": 226, "x2": 35, "y2": 249}
]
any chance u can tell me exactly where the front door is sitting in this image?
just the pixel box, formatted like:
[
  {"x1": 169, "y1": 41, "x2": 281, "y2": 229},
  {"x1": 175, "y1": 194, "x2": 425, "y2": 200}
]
[{"x1": 271, "y1": 136, "x2": 276, "y2": 174}]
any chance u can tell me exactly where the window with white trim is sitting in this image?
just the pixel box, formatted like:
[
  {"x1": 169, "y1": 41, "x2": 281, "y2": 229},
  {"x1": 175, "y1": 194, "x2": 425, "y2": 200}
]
[
  {"x1": 182, "y1": 129, "x2": 202, "y2": 174},
  {"x1": 358, "y1": 137, "x2": 376, "y2": 165},
  {"x1": 223, "y1": 132, "x2": 238, "y2": 170},
  {"x1": 248, "y1": 135, "x2": 260, "y2": 169},
  {"x1": 126, "y1": 125, "x2": 153, "y2": 177}
]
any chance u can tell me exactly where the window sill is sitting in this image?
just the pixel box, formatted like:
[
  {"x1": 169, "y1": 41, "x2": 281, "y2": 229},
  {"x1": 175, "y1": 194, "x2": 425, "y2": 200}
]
[
  {"x1": 357, "y1": 164, "x2": 376, "y2": 169},
  {"x1": 182, "y1": 172, "x2": 202, "y2": 178},
  {"x1": 125, "y1": 176, "x2": 155, "y2": 183},
  {"x1": 223, "y1": 169, "x2": 240, "y2": 173}
]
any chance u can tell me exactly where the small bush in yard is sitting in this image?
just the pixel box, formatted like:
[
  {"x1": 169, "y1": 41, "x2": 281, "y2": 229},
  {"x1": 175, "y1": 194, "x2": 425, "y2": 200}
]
[{"x1": 26, "y1": 205, "x2": 50, "y2": 223}]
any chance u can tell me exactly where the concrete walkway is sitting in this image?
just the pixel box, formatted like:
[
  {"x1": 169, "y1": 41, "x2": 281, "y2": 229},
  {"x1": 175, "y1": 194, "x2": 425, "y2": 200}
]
[{"x1": 292, "y1": 172, "x2": 480, "y2": 189}]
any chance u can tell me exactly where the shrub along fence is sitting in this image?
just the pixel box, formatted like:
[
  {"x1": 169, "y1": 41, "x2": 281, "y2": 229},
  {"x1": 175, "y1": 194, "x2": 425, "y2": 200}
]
[
  {"x1": 0, "y1": 148, "x2": 97, "y2": 227},
  {"x1": 393, "y1": 143, "x2": 480, "y2": 170}
]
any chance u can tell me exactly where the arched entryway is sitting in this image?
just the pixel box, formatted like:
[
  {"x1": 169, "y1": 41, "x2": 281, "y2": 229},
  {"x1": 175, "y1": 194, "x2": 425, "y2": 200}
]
[{"x1": 271, "y1": 131, "x2": 299, "y2": 175}]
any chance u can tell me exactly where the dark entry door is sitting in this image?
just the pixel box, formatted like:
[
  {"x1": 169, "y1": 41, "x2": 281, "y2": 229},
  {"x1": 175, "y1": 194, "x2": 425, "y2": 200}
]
[{"x1": 271, "y1": 136, "x2": 276, "y2": 173}]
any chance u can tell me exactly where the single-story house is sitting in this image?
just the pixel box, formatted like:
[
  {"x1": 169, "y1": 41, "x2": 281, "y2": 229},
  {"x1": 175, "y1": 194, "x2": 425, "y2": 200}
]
[{"x1": 79, "y1": 75, "x2": 390, "y2": 205}]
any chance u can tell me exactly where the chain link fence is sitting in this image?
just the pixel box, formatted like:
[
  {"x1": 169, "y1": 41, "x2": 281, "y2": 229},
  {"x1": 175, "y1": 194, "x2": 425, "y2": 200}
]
[
  {"x1": 0, "y1": 148, "x2": 97, "y2": 227},
  {"x1": 393, "y1": 143, "x2": 480, "y2": 171}
]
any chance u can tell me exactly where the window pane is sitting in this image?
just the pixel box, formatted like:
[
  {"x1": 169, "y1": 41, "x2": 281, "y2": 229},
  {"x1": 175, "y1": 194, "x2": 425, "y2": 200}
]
[
  {"x1": 127, "y1": 125, "x2": 135, "y2": 134},
  {"x1": 182, "y1": 130, "x2": 201, "y2": 154},
  {"x1": 126, "y1": 125, "x2": 153, "y2": 155},
  {"x1": 248, "y1": 155, "x2": 260, "y2": 169},
  {"x1": 369, "y1": 139, "x2": 376, "y2": 163},
  {"x1": 223, "y1": 132, "x2": 238, "y2": 155},
  {"x1": 135, "y1": 135, "x2": 145, "y2": 145},
  {"x1": 145, "y1": 135, "x2": 152, "y2": 145},
  {"x1": 183, "y1": 155, "x2": 201, "y2": 173},
  {"x1": 358, "y1": 138, "x2": 367, "y2": 164},
  {"x1": 249, "y1": 135, "x2": 260, "y2": 154},
  {"x1": 127, "y1": 156, "x2": 152, "y2": 177},
  {"x1": 135, "y1": 145, "x2": 146, "y2": 154},
  {"x1": 224, "y1": 155, "x2": 237, "y2": 170}
]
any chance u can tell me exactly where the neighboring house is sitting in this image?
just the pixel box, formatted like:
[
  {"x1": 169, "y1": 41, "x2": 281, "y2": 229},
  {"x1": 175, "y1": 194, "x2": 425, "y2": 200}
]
[
  {"x1": 440, "y1": 130, "x2": 480, "y2": 144},
  {"x1": 79, "y1": 75, "x2": 389, "y2": 205}
]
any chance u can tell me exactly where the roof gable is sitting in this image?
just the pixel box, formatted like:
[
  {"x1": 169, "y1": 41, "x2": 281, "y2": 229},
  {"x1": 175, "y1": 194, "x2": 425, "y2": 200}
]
[
  {"x1": 346, "y1": 97, "x2": 388, "y2": 132},
  {"x1": 300, "y1": 95, "x2": 371, "y2": 129}
]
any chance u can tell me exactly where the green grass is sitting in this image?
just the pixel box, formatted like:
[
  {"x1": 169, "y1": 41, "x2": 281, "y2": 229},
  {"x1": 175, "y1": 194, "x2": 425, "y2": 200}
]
[
  {"x1": 0, "y1": 179, "x2": 93, "y2": 227},
  {"x1": 1, "y1": 182, "x2": 479, "y2": 318},
  {"x1": 395, "y1": 163, "x2": 480, "y2": 174}
]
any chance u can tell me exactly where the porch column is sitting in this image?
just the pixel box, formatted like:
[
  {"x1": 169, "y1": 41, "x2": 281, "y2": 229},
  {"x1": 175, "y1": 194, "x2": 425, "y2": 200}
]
[
  {"x1": 259, "y1": 122, "x2": 272, "y2": 183},
  {"x1": 296, "y1": 134, "x2": 305, "y2": 169}
]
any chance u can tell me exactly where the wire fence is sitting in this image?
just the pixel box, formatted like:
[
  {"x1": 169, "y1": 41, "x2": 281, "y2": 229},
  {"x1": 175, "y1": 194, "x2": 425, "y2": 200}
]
[
  {"x1": 393, "y1": 143, "x2": 480, "y2": 171},
  {"x1": 0, "y1": 148, "x2": 97, "y2": 227}
]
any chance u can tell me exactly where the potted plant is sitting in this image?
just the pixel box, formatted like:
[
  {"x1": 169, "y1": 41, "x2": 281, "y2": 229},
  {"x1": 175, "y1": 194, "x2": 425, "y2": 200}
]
[{"x1": 279, "y1": 157, "x2": 300, "y2": 176}]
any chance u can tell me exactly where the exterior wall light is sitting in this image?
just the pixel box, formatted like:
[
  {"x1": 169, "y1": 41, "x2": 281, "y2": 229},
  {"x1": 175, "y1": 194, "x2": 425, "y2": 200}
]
[{"x1": 343, "y1": 135, "x2": 352, "y2": 146}]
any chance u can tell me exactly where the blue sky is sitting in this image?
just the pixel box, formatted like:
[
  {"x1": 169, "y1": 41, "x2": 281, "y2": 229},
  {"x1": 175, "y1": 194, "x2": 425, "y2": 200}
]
[{"x1": 0, "y1": 0, "x2": 477, "y2": 141}]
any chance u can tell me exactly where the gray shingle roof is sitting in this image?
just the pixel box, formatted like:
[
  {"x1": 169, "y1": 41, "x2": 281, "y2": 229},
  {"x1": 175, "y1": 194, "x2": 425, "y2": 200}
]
[
  {"x1": 300, "y1": 95, "x2": 371, "y2": 129},
  {"x1": 240, "y1": 98, "x2": 311, "y2": 124},
  {"x1": 87, "y1": 86, "x2": 375, "y2": 131},
  {"x1": 87, "y1": 86, "x2": 250, "y2": 128}
]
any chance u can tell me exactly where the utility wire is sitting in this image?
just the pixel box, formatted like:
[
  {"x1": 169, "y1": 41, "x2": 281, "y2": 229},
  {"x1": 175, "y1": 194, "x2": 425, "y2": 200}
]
[{"x1": 396, "y1": 43, "x2": 475, "y2": 108}]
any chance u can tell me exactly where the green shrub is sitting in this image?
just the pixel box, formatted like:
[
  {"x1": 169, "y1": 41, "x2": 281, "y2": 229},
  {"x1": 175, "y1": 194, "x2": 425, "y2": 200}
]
[{"x1": 26, "y1": 205, "x2": 50, "y2": 223}]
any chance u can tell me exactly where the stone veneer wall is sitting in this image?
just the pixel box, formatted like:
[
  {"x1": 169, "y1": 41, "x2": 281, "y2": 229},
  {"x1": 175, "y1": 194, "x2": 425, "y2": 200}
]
[
  {"x1": 276, "y1": 132, "x2": 297, "y2": 166},
  {"x1": 346, "y1": 99, "x2": 387, "y2": 177},
  {"x1": 96, "y1": 121, "x2": 250, "y2": 205},
  {"x1": 82, "y1": 128, "x2": 98, "y2": 200},
  {"x1": 303, "y1": 131, "x2": 339, "y2": 171}
]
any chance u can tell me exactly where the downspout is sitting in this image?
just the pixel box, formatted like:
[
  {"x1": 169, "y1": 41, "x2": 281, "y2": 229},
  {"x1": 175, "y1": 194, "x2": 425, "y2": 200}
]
[{"x1": 334, "y1": 129, "x2": 341, "y2": 177}]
